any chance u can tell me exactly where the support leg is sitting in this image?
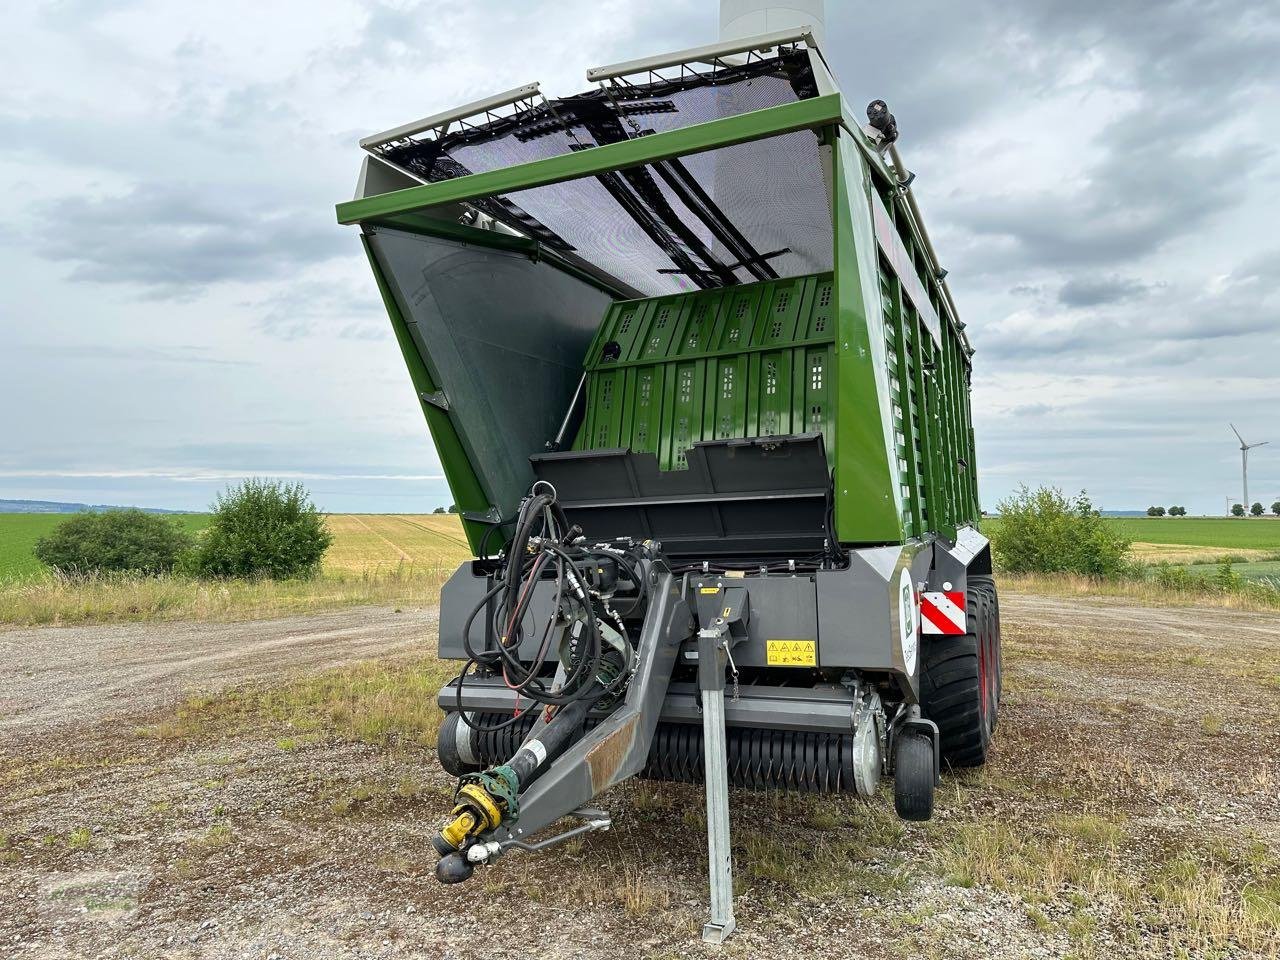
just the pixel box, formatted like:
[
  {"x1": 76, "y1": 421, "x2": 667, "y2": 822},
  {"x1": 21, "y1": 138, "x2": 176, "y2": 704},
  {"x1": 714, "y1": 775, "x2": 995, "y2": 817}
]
[{"x1": 698, "y1": 626, "x2": 736, "y2": 943}]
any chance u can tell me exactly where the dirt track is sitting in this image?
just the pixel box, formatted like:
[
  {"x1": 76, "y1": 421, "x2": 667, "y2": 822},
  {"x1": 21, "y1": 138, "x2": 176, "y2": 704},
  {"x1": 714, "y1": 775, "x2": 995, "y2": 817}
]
[
  {"x1": 0, "y1": 594, "x2": 1277, "y2": 959},
  {"x1": 0, "y1": 608, "x2": 437, "y2": 731}
]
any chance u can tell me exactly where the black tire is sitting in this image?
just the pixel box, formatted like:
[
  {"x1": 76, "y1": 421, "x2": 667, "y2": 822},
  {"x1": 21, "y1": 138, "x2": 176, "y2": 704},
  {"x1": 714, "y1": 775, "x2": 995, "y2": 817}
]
[
  {"x1": 893, "y1": 732, "x2": 935, "y2": 821},
  {"x1": 970, "y1": 575, "x2": 1003, "y2": 728},
  {"x1": 920, "y1": 583, "x2": 994, "y2": 768}
]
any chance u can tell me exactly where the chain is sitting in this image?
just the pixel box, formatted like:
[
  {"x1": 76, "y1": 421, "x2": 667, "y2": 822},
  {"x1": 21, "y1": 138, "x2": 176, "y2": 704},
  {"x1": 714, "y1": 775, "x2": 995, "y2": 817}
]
[{"x1": 722, "y1": 638, "x2": 739, "y2": 702}]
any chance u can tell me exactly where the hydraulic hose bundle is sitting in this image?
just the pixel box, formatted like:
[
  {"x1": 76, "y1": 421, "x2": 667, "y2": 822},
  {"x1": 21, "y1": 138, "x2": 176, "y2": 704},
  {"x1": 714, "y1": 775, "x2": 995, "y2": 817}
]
[
  {"x1": 434, "y1": 484, "x2": 650, "y2": 878},
  {"x1": 454, "y1": 483, "x2": 640, "y2": 730}
]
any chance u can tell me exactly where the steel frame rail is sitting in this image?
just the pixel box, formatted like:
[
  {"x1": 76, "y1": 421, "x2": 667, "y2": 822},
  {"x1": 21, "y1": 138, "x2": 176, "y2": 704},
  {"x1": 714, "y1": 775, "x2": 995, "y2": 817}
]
[{"x1": 336, "y1": 94, "x2": 843, "y2": 226}]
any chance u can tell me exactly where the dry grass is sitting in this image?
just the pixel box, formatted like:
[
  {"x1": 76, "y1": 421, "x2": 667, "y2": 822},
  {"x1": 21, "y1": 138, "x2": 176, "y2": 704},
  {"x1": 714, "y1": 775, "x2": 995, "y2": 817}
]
[
  {"x1": 137, "y1": 656, "x2": 458, "y2": 748},
  {"x1": 1129, "y1": 542, "x2": 1273, "y2": 564},
  {"x1": 936, "y1": 818, "x2": 1280, "y2": 954},
  {"x1": 0, "y1": 565, "x2": 452, "y2": 627},
  {"x1": 1001, "y1": 571, "x2": 1280, "y2": 611},
  {"x1": 0, "y1": 513, "x2": 472, "y2": 626}
]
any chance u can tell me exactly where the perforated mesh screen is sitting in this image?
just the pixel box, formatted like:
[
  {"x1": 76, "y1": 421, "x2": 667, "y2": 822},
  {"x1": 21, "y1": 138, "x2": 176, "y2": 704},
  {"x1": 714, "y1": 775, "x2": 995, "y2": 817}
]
[{"x1": 372, "y1": 51, "x2": 833, "y2": 296}]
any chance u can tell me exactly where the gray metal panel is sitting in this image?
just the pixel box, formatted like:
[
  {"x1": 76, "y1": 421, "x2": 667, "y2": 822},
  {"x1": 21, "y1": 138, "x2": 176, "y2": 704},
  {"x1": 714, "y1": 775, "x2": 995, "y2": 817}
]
[
  {"x1": 439, "y1": 563, "x2": 566, "y2": 661},
  {"x1": 681, "y1": 574, "x2": 818, "y2": 667},
  {"x1": 815, "y1": 540, "x2": 927, "y2": 699},
  {"x1": 368, "y1": 227, "x2": 613, "y2": 518}
]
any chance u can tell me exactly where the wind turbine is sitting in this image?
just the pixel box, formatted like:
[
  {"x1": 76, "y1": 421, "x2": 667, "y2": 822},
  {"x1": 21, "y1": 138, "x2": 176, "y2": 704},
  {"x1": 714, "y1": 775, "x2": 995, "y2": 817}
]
[{"x1": 1230, "y1": 423, "x2": 1269, "y2": 511}]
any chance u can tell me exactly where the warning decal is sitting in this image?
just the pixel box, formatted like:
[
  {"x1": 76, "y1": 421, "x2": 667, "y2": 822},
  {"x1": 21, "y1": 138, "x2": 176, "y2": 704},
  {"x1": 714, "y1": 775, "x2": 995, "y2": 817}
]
[{"x1": 766, "y1": 639, "x2": 817, "y2": 667}]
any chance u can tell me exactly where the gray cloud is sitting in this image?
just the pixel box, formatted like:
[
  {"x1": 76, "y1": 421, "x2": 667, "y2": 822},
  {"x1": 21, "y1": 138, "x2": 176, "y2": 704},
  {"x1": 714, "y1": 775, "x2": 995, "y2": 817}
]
[
  {"x1": 31, "y1": 183, "x2": 347, "y2": 299},
  {"x1": 1058, "y1": 277, "x2": 1153, "y2": 308},
  {"x1": 1, "y1": 1, "x2": 1277, "y2": 514}
]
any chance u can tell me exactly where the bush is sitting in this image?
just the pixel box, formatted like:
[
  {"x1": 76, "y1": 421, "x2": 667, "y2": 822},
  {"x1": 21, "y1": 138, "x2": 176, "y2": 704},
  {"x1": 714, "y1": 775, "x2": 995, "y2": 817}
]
[
  {"x1": 189, "y1": 480, "x2": 331, "y2": 580},
  {"x1": 989, "y1": 486, "x2": 1131, "y2": 577},
  {"x1": 34, "y1": 509, "x2": 193, "y2": 576}
]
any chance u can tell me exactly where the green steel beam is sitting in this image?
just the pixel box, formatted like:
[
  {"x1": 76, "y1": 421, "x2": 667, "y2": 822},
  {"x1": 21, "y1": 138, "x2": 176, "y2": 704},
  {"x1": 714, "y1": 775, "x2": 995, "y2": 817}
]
[
  {"x1": 336, "y1": 94, "x2": 843, "y2": 225},
  {"x1": 831, "y1": 130, "x2": 903, "y2": 545}
]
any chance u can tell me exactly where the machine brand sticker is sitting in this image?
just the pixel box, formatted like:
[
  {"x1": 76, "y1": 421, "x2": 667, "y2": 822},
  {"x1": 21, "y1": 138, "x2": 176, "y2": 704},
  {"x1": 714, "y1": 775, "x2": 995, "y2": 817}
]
[
  {"x1": 899, "y1": 568, "x2": 919, "y2": 675},
  {"x1": 766, "y1": 639, "x2": 816, "y2": 667}
]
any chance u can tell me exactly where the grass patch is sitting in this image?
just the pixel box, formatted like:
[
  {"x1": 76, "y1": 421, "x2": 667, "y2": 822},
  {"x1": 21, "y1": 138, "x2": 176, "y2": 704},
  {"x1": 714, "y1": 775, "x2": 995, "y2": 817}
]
[
  {"x1": 189, "y1": 824, "x2": 234, "y2": 853},
  {"x1": 936, "y1": 818, "x2": 1280, "y2": 954},
  {"x1": 1047, "y1": 813, "x2": 1126, "y2": 848},
  {"x1": 140, "y1": 656, "x2": 458, "y2": 748},
  {"x1": 0, "y1": 513, "x2": 210, "y2": 582},
  {"x1": 999, "y1": 571, "x2": 1280, "y2": 611},
  {"x1": 66, "y1": 827, "x2": 93, "y2": 851},
  {"x1": 0, "y1": 565, "x2": 453, "y2": 626}
]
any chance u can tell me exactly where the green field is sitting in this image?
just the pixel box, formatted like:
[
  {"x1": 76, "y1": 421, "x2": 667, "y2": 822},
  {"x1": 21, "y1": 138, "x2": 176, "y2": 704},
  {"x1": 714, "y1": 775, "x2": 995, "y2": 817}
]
[
  {"x1": 983, "y1": 516, "x2": 1280, "y2": 551},
  {"x1": 0, "y1": 513, "x2": 210, "y2": 581},
  {"x1": 1101, "y1": 516, "x2": 1280, "y2": 550}
]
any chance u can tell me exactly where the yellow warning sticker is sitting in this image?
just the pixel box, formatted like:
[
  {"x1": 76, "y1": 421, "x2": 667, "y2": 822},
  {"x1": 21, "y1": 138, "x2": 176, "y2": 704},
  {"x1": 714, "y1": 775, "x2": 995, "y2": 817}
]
[
  {"x1": 699, "y1": 587, "x2": 720, "y2": 594},
  {"x1": 766, "y1": 639, "x2": 817, "y2": 667}
]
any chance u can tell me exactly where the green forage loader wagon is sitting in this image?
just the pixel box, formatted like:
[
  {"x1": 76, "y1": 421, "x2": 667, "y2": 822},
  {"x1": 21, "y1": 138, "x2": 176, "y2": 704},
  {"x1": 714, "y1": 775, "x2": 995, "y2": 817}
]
[{"x1": 338, "y1": 9, "x2": 999, "y2": 940}]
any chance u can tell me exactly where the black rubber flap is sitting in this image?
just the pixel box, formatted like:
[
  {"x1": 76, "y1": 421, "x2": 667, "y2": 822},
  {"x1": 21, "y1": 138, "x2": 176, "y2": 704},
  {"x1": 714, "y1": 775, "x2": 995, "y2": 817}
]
[{"x1": 530, "y1": 433, "x2": 830, "y2": 560}]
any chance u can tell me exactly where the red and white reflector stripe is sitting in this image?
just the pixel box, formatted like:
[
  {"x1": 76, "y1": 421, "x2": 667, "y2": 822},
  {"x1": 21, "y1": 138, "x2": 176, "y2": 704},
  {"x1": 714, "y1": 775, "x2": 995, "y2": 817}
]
[{"x1": 921, "y1": 591, "x2": 966, "y2": 635}]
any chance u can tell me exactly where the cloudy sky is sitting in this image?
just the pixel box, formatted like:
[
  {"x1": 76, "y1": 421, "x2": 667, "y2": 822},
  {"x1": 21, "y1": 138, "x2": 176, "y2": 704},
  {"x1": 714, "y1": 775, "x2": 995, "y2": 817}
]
[{"x1": 2, "y1": 0, "x2": 1277, "y2": 514}]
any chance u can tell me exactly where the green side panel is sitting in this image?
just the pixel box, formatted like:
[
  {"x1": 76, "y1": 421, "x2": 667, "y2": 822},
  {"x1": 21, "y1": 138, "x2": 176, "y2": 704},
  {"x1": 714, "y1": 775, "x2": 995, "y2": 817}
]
[
  {"x1": 573, "y1": 273, "x2": 837, "y2": 472},
  {"x1": 360, "y1": 235, "x2": 491, "y2": 554},
  {"x1": 831, "y1": 133, "x2": 904, "y2": 545}
]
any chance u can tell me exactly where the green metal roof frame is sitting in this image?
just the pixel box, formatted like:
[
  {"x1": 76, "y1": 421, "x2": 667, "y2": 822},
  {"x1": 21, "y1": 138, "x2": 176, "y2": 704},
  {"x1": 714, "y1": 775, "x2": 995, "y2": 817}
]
[{"x1": 335, "y1": 93, "x2": 843, "y2": 226}]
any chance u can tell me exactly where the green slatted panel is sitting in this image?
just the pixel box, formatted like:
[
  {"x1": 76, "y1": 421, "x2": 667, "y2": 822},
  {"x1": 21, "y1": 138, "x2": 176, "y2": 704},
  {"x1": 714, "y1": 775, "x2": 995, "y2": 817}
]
[
  {"x1": 570, "y1": 262, "x2": 976, "y2": 539},
  {"x1": 634, "y1": 296, "x2": 686, "y2": 362},
  {"x1": 707, "y1": 353, "x2": 750, "y2": 441},
  {"x1": 756, "y1": 276, "x2": 808, "y2": 345},
  {"x1": 800, "y1": 345, "x2": 832, "y2": 436},
  {"x1": 665, "y1": 360, "x2": 702, "y2": 470},
  {"x1": 749, "y1": 348, "x2": 793, "y2": 438},
  {"x1": 575, "y1": 273, "x2": 837, "y2": 470},
  {"x1": 716, "y1": 285, "x2": 765, "y2": 350},
  {"x1": 628, "y1": 366, "x2": 664, "y2": 453},
  {"x1": 677, "y1": 291, "x2": 727, "y2": 357}
]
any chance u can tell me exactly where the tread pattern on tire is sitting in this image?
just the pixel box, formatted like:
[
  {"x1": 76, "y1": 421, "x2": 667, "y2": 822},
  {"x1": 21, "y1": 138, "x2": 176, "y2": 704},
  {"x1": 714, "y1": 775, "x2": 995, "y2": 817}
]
[
  {"x1": 920, "y1": 578, "x2": 1001, "y2": 768},
  {"x1": 893, "y1": 733, "x2": 935, "y2": 822}
]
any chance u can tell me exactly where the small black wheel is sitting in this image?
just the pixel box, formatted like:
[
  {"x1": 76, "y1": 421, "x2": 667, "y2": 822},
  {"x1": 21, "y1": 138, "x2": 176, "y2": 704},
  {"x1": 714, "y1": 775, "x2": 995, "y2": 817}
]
[{"x1": 894, "y1": 732, "x2": 935, "y2": 822}]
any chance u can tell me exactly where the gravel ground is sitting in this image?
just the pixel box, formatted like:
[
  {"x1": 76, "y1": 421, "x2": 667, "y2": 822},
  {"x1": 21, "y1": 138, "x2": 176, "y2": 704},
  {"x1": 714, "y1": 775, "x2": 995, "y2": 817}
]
[
  {"x1": 0, "y1": 608, "x2": 437, "y2": 731},
  {"x1": 0, "y1": 594, "x2": 1276, "y2": 959}
]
